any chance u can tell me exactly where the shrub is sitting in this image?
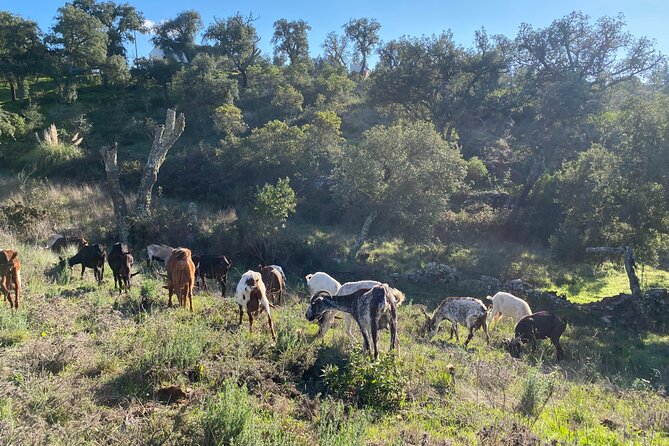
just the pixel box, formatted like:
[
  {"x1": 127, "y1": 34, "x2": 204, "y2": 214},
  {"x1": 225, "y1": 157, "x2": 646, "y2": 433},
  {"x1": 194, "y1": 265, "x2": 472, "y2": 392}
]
[
  {"x1": 202, "y1": 378, "x2": 258, "y2": 446},
  {"x1": 517, "y1": 367, "x2": 556, "y2": 420},
  {"x1": 317, "y1": 399, "x2": 367, "y2": 446},
  {"x1": 321, "y1": 350, "x2": 407, "y2": 411}
]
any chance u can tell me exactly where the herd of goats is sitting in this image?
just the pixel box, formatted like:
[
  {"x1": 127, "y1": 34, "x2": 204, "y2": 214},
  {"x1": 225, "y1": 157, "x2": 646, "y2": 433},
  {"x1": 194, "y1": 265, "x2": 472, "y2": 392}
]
[{"x1": 0, "y1": 235, "x2": 569, "y2": 362}]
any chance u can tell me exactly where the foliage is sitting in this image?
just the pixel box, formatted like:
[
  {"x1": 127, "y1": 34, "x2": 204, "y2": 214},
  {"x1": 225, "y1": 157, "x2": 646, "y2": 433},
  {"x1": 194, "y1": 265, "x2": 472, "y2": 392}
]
[
  {"x1": 321, "y1": 350, "x2": 407, "y2": 411},
  {"x1": 272, "y1": 19, "x2": 311, "y2": 66},
  {"x1": 151, "y1": 10, "x2": 203, "y2": 63},
  {"x1": 0, "y1": 12, "x2": 45, "y2": 101},
  {"x1": 202, "y1": 379, "x2": 257, "y2": 446},
  {"x1": 517, "y1": 367, "x2": 556, "y2": 420},
  {"x1": 343, "y1": 18, "x2": 381, "y2": 72},
  {"x1": 212, "y1": 103, "x2": 247, "y2": 138}
]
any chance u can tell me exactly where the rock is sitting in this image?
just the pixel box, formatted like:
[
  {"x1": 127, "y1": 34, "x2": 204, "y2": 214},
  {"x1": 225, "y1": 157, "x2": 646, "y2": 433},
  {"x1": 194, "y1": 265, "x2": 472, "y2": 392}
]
[
  {"x1": 406, "y1": 263, "x2": 458, "y2": 285},
  {"x1": 480, "y1": 275, "x2": 503, "y2": 293}
]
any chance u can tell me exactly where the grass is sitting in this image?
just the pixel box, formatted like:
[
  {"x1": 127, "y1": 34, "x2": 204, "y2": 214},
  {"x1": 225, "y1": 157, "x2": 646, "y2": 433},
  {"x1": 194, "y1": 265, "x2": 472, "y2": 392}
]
[{"x1": 0, "y1": 232, "x2": 666, "y2": 445}]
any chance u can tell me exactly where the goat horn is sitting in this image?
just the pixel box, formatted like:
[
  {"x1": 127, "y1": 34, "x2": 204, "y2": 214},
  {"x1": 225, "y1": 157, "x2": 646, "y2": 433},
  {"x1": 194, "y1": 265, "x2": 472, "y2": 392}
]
[{"x1": 416, "y1": 304, "x2": 430, "y2": 320}]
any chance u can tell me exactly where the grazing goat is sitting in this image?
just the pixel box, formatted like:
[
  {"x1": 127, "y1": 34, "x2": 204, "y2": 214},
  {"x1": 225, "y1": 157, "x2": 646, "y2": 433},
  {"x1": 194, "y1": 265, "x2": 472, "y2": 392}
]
[
  {"x1": 487, "y1": 291, "x2": 532, "y2": 329},
  {"x1": 59, "y1": 244, "x2": 106, "y2": 285},
  {"x1": 192, "y1": 254, "x2": 231, "y2": 296},
  {"x1": 146, "y1": 244, "x2": 174, "y2": 267},
  {"x1": 47, "y1": 234, "x2": 88, "y2": 253},
  {"x1": 305, "y1": 272, "x2": 341, "y2": 296},
  {"x1": 269, "y1": 265, "x2": 287, "y2": 284},
  {"x1": 503, "y1": 311, "x2": 567, "y2": 361},
  {"x1": 236, "y1": 270, "x2": 276, "y2": 341},
  {"x1": 166, "y1": 248, "x2": 196, "y2": 311},
  {"x1": 260, "y1": 265, "x2": 284, "y2": 305},
  {"x1": 419, "y1": 297, "x2": 490, "y2": 347},
  {"x1": 108, "y1": 243, "x2": 137, "y2": 293},
  {"x1": 306, "y1": 284, "x2": 398, "y2": 359},
  {"x1": 322, "y1": 280, "x2": 406, "y2": 340},
  {"x1": 0, "y1": 250, "x2": 21, "y2": 309}
]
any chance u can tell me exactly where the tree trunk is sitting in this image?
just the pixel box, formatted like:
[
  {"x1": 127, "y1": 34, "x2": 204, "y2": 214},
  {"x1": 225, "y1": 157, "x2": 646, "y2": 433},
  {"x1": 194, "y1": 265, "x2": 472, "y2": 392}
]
[
  {"x1": 8, "y1": 78, "x2": 16, "y2": 102},
  {"x1": 348, "y1": 210, "x2": 378, "y2": 262},
  {"x1": 135, "y1": 109, "x2": 185, "y2": 218},
  {"x1": 16, "y1": 77, "x2": 28, "y2": 101},
  {"x1": 585, "y1": 246, "x2": 641, "y2": 297},
  {"x1": 100, "y1": 143, "x2": 130, "y2": 243}
]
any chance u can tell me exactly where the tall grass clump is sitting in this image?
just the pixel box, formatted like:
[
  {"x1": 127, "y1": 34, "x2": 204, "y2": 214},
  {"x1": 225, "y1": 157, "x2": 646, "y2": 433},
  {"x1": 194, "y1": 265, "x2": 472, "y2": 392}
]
[
  {"x1": 517, "y1": 367, "x2": 556, "y2": 420},
  {"x1": 202, "y1": 378, "x2": 260, "y2": 446},
  {"x1": 0, "y1": 306, "x2": 29, "y2": 347},
  {"x1": 317, "y1": 399, "x2": 367, "y2": 446},
  {"x1": 22, "y1": 124, "x2": 84, "y2": 171}
]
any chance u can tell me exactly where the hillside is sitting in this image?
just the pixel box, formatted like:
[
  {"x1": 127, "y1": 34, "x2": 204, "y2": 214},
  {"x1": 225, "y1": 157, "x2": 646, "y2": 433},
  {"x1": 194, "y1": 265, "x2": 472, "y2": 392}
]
[{"x1": 0, "y1": 235, "x2": 667, "y2": 445}]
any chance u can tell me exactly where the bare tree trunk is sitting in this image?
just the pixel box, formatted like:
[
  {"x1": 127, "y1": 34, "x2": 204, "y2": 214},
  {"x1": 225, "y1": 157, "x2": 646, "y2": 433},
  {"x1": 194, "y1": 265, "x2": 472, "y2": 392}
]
[
  {"x1": 348, "y1": 210, "x2": 378, "y2": 262},
  {"x1": 100, "y1": 143, "x2": 130, "y2": 243},
  {"x1": 100, "y1": 109, "x2": 185, "y2": 242},
  {"x1": 586, "y1": 246, "x2": 641, "y2": 297},
  {"x1": 7, "y1": 77, "x2": 16, "y2": 102},
  {"x1": 136, "y1": 109, "x2": 185, "y2": 218}
]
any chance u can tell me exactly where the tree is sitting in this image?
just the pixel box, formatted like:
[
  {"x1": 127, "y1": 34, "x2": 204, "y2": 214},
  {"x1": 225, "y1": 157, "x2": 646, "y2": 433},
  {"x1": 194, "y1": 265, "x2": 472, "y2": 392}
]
[
  {"x1": 204, "y1": 13, "x2": 261, "y2": 88},
  {"x1": 511, "y1": 11, "x2": 663, "y2": 206},
  {"x1": 271, "y1": 83, "x2": 303, "y2": 118},
  {"x1": 322, "y1": 31, "x2": 349, "y2": 68},
  {"x1": 48, "y1": 5, "x2": 108, "y2": 103},
  {"x1": 334, "y1": 120, "x2": 466, "y2": 260},
  {"x1": 271, "y1": 19, "x2": 311, "y2": 66},
  {"x1": 71, "y1": 0, "x2": 147, "y2": 59},
  {"x1": 0, "y1": 12, "x2": 45, "y2": 101},
  {"x1": 371, "y1": 30, "x2": 511, "y2": 142},
  {"x1": 241, "y1": 177, "x2": 297, "y2": 261},
  {"x1": 344, "y1": 17, "x2": 381, "y2": 73},
  {"x1": 100, "y1": 109, "x2": 185, "y2": 242},
  {"x1": 131, "y1": 57, "x2": 179, "y2": 102},
  {"x1": 151, "y1": 10, "x2": 203, "y2": 63}
]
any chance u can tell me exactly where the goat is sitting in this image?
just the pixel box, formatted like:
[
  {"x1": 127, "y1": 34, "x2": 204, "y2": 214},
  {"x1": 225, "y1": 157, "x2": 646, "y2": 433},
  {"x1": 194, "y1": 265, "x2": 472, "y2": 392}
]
[
  {"x1": 0, "y1": 250, "x2": 21, "y2": 309},
  {"x1": 192, "y1": 254, "x2": 231, "y2": 297},
  {"x1": 260, "y1": 265, "x2": 284, "y2": 305},
  {"x1": 147, "y1": 244, "x2": 174, "y2": 267},
  {"x1": 269, "y1": 265, "x2": 287, "y2": 284},
  {"x1": 322, "y1": 280, "x2": 406, "y2": 340},
  {"x1": 107, "y1": 243, "x2": 137, "y2": 293},
  {"x1": 59, "y1": 244, "x2": 106, "y2": 285},
  {"x1": 487, "y1": 291, "x2": 532, "y2": 329},
  {"x1": 235, "y1": 270, "x2": 276, "y2": 341},
  {"x1": 503, "y1": 311, "x2": 567, "y2": 361},
  {"x1": 47, "y1": 234, "x2": 88, "y2": 253},
  {"x1": 306, "y1": 284, "x2": 398, "y2": 359},
  {"x1": 166, "y1": 247, "x2": 196, "y2": 311},
  {"x1": 419, "y1": 297, "x2": 490, "y2": 347}
]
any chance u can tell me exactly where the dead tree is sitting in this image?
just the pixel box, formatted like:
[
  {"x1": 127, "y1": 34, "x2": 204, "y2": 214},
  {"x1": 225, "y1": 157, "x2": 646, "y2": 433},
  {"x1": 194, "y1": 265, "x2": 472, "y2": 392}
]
[
  {"x1": 585, "y1": 246, "x2": 641, "y2": 297},
  {"x1": 100, "y1": 109, "x2": 185, "y2": 243}
]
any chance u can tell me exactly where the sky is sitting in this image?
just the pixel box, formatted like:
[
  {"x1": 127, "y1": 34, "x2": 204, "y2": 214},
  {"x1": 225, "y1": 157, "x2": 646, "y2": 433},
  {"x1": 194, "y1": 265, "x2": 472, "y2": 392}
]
[{"x1": 4, "y1": 0, "x2": 669, "y2": 64}]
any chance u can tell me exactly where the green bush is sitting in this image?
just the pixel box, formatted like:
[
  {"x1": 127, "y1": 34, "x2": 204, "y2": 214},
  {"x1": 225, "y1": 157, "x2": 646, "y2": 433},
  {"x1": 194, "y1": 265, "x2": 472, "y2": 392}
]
[
  {"x1": 321, "y1": 350, "x2": 407, "y2": 411},
  {"x1": 317, "y1": 399, "x2": 367, "y2": 446},
  {"x1": 517, "y1": 367, "x2": 556, "y2": 419},
  {"x1": 202, "y1": 378, "x2": 258, "y2": 446}
]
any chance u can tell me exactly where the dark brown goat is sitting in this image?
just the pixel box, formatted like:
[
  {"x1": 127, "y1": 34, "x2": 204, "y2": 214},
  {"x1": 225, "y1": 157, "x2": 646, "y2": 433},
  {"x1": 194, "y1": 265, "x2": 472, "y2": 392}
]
[
  {"x1": 503, "y1": 311, "x2": 567, "y2": 361},
  {"x1": 259, "y1": 265, "x2": 284, "y2": 305},
  {"x1": 108, "y1": 243, "x2": 137, "y2": 293},
  {"x1": 49, "y1": 235, "x2": 88, "y2": 253},
  {"x1": 193, "y1": 254, "x2": 231, "y2": 296}
]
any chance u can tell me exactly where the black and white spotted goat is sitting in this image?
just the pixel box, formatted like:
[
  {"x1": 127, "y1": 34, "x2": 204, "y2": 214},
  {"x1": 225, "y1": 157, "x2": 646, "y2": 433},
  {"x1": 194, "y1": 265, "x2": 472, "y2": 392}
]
[
  {"x1": 305, "y1": 284, "x2": 399, "y2": 359},
  {"x1": 419, "y1": 297, "x2": 490, "y2": 347}
]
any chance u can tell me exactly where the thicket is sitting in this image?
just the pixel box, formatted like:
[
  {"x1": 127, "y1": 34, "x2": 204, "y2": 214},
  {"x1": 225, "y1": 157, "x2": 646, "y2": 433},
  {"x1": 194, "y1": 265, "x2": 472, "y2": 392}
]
[{"x1": 1, "y1": 5, "x2": 668, "y2": 272}]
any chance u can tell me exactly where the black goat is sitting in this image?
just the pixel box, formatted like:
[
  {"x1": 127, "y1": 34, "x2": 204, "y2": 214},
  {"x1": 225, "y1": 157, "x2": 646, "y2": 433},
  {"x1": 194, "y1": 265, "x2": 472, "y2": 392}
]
[
  {"x1": 108, "y1": 243, "x2": 137, "y2": 293},
  {"x1": 192, "y1": 254, "x2": 231, "y2": 296},
  {"x1": 503, "y1": 311, "x2": 567, "y2": 361},
  {"x1": 59, "y1": 244, "x2": 106, "y2": 285}
]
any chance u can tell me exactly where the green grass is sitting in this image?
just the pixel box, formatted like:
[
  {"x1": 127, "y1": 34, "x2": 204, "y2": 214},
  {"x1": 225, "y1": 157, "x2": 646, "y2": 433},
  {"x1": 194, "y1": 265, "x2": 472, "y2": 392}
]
[{"x1": 545, "y1": 263, "x2": 669, "y2": 304}]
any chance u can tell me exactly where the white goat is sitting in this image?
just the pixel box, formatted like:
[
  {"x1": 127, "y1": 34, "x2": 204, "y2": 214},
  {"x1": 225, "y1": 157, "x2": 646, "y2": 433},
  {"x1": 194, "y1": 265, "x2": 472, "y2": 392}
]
[
  {"x1": 487, "y1": 291, "x2": 532, "y2": 328},
  {"x1": 146, "y1": 244, "x2": 175, "y2": 267},
  {"x1": 305, "y1": 272, "x2": 341, "y2": 296},
  {"x1": 236, "y1": 270, "x2": 276, "y2": 340}
]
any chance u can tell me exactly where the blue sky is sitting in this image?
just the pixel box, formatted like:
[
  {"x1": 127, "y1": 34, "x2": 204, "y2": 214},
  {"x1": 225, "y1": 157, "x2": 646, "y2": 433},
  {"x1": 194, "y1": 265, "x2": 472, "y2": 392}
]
[{"x1": 5, "y1": 0, "x2": 669, "y2": 63}]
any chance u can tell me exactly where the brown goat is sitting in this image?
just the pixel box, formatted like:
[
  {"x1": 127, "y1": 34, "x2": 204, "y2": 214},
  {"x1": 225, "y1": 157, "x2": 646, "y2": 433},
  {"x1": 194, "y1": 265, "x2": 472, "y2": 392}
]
[
  {"x1": 166, "y1": 247, "x2": 196, "y2": 312},
  {"x1": 260, "y1": 265, "x2": 284, "y2": 305},
  {"x1": 0, "y1": 250, "x2": 21, "y2": 309}
]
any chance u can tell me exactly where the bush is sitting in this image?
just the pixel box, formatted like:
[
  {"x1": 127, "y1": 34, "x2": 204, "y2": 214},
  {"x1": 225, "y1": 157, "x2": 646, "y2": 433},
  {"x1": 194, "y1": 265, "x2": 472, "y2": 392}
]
[
  {"x1": 317, "y1": 399, "x2": 367, "y2": 446},
  {"x1": 321, "y1": 350, "x2": 407, "y2": 411},
  {"x1": 517, "y1": 367, "x2": 556, "y2": 419},
  {"x1": 202, "y1": 378, "x2": 258, "y2": 446}
]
